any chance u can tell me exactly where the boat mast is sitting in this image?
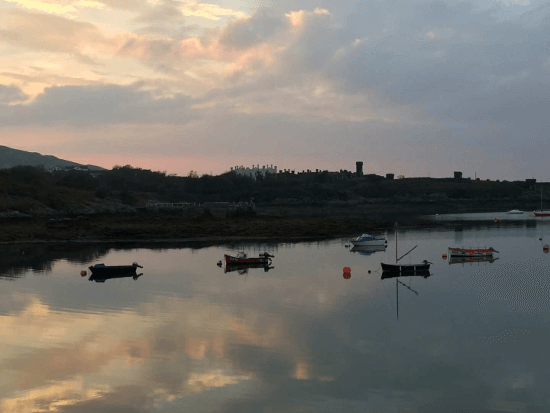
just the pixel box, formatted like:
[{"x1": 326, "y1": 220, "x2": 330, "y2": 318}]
[{"x1": 395, "y1": 222, "x2": 398, "y2": 263}]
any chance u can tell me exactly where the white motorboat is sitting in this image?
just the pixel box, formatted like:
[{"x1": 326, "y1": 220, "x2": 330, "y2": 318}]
[{"x1": 350, "y1": 233, "x2": 387, "y2": 246}]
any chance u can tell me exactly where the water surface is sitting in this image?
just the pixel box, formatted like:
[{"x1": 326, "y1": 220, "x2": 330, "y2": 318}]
[{"x1": 1, "y1": 217, "x2": 550, "y2": 412}]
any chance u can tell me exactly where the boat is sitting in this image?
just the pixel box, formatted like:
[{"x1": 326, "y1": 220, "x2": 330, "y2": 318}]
[
  {"x1": 224, "y1": 252, "x2": 274, "y2": 265},
  {"x1": 350, "y1": 233, "x2": 387, "y2": 247},
  {"x1": 224, "y1": 262, "x2": 274, "y2": 274},
  {"x1": 448, "y1": 247, "x2": 498, "y2": 258},
  {"x1": 449, "y1": 256, "x2": 499, "y2": 265},
  {"x1": 381, "y1": 261, "x2": 431, "y2": 273},
  {"x1": 350, "y1": 244, "x2": 386, "y2": 255},
  {"x1": 534, "y1": 186, "x2": 550, "y2": 216},
  {"x1": 88, "y1": 262, "x2": 143, "y2": 276},
  {"x1": 381, "y1": 223, "x2": 431, "y2": 274},
  {"x1": 506, "y1": 209, "x2": 523, "y2": 214}
]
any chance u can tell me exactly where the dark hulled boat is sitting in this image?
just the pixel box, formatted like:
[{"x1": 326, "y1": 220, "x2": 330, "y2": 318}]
[
  {"x1": 224, "y1": 252, "x2": 273, "y2": 265},
  {"x1": 88, "y1": 262, "x2": 143, "y2": 276},
  {"x1": 381, "y1": 261, "x2": 431, "y2": 273},
  {"x1": 381, "y1": 223, "x2": 431, "y2": 274}
]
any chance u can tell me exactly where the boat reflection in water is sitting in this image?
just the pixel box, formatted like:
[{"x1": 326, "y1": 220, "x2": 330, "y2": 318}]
[
  {"x1": 350, "y1": 244, "x2": 386, "y2": 256},
  {"x1": 381, "y1": 270, "x2": 431, "y2": 279},
  {"x1": 381, "y1": 270, "x2": 432, "y2": 320},
  {"x1": 88, "y1": 271, "x2": 143, "y2": 283},
  {"x1": 448, "y1": 256, "x2": 499, "y2": 265},
  {"x1": 88, "y1": 262, "x2": 144, "y2": 283},
  {"x1": 224, "y1": 262, "x2": 274, "y2": 274}
]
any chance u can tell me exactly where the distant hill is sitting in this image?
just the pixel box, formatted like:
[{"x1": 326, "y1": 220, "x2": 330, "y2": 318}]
[{"x1": 0, "y1": 146, "x2": 105, "y2": 171}]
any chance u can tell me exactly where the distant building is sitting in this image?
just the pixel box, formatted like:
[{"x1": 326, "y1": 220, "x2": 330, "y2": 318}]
[
  {"x1": 231, "y1": 165, "x2": 277, "y2": 180},
  {"x1": 454, "y1": 171, "x2": 462, "y2": 180},
  {"x1": 356, "y1": 161, "x2": 363, "y2": 177},
  {"x1": 386, "y1": 173, "x2": 394, "y2": 180}
]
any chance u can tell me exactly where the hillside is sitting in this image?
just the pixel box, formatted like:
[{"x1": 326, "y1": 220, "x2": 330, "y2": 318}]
[{"x1": 0, "y1": 146, "x2": 104, "y2": 171}]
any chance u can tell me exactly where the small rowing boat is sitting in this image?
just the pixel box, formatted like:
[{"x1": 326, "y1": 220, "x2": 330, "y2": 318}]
[
  {"x1": 224, "y1": 252, "x2": 274, "y2": 265},
  {"x1": 448, "y1": 247, "x2": 498, "y2": 258},
  {"x1": 89, "y1": 262, "x2": 143, "y2": 276}
]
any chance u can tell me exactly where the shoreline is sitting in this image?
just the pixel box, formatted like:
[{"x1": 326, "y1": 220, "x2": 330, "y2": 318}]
[
  {"x1": 1, "y1": 208, "x2": 542, "y2": 245},
  {"x1": 0, "y1": 215, "x2": 430, "y2": 244}
]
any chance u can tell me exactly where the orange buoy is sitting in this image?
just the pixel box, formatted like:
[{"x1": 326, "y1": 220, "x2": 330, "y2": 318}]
[{"x1": 80, "y1": 270, "x2": 87, "y2": 277}]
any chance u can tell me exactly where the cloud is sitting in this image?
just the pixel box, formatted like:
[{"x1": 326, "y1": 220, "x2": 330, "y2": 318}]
[
  {"x1": 0, "y1": 84, "x2": 193, "y2": 126},
  {"x1": 322, "y1": 0, "x2": 550, "y2": 124},
  {"x1": 0, "y1": 84, "x2": 29, "y2": 104},
  {"x1": 219, "y1": 9, "x2": 287, "y2": 48},
  {"x1": 4, "y1": 0, "x2": 76, "y2": 15},
  {"x1": 179, "y1": 0, "x2": 248, "y2": 21},
  {"x1": 2, "y1": 1, "x2": 550, "y2": 179},
  {"x1": 0, "y1": 10, "x2": 108, "y2": 64},
  {"x1": 84, "y1": 0, "x2": 143, "y2": 11}
]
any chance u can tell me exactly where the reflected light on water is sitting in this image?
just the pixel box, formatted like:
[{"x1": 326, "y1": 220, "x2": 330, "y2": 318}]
[{"x1": 1, "y1": 218, "x2": 550, "y2": 412}]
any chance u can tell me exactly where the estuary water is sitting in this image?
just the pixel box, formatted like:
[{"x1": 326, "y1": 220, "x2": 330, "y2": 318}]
[{"x1": 1, "y1": 214, "x2": 550, "y2": 412}]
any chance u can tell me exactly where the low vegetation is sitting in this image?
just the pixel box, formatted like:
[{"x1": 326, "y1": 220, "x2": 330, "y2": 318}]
[
  {"x1": 0, "y1": 165, "x2": 541, "y2": 214},
  {"x1": 0, "y1": 165, "x2": 544, "y2": 242}
]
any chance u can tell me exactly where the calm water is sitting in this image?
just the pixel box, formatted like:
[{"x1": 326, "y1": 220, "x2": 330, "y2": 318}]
[{"x1": 1, "y1": 215, "x2": 550, "y2": 412}]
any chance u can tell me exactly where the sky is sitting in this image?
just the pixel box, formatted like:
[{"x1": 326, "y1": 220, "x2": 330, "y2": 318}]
[{"x1": 1, "y1": 0, "x2": 549, "y2": 180}]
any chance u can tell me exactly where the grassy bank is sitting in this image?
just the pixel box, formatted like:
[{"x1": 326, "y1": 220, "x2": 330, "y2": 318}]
[{"x1": 0, "y1": 215, "x2": 407, "y2": 243}]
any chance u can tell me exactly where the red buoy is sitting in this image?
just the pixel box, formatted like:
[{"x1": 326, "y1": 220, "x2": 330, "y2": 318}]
[
  {"x1": 343, "y1": 266, "x2": 351, "y2": 279},
  {"x1": 442, "y1": 253, "x2": 447, "y2": 259},
  {"x1": 543, "y1": 244, "x2": 549, "y2": 253},
  {"x1": 80, "y1": 270, "x2": 87, "y2": 277}
]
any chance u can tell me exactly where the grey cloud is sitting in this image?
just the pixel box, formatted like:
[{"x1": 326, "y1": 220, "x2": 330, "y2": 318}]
[
  {"x1": 0, "y1": 84, "x2": 28, "y2": 104},
  {"x1": 219, "y1": 9, "x2": 286, "y2": 48},
  {"x1": 0, "y1": 84, "x2": 194, "y2": 127},
  {"x1": 131, "y1": 0, "x2": 193, "y2": 39},
  {"x1": 303, "y1": 0, "x2": 550, "y2": 127}
]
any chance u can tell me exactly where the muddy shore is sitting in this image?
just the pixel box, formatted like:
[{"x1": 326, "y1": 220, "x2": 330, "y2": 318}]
[
  {"x1": 0, "y1": 195, "x2": 537, "y2": 244},
  {"x1": 0, "y1": 215, "x2": 421, "y2": 244}
]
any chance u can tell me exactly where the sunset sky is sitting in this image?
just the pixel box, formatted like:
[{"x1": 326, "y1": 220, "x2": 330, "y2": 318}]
[{"x1": 1, "y1": 0, "x2": 549, "y2": 179}]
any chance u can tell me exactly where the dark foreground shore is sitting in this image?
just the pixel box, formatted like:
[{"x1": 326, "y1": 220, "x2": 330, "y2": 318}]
[{"x1": 0, "y1": 215, "x2": 421, "y2": 244}]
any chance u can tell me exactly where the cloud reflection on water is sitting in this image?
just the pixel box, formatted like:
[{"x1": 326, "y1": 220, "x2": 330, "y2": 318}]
[{"x1": 0, "y1": 232, "x2": 549, "y2": 412}]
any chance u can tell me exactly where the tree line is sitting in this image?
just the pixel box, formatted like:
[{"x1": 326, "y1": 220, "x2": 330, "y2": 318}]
[{"x1": 0, "y1": 164, "x2": 534, "y2": 213}]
